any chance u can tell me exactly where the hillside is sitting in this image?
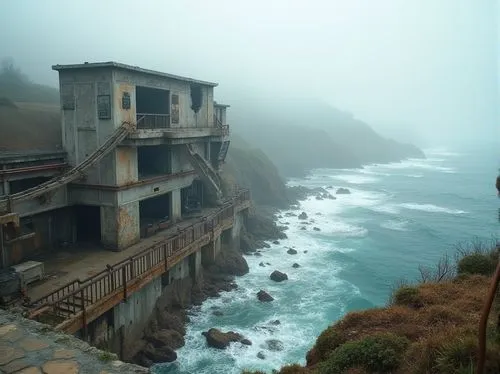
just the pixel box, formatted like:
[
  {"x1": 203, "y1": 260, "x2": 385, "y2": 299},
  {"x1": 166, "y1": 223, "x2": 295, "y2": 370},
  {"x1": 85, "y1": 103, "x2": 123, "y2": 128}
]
[
  {"x1": 221, "y1": 135, "x2": 291, "y2": 208},
  {"x1": 230, "y1": 96, "x2": 424, "y2": 177},
  {"x1": 243, "y1": 240, "x2": 500, "y2": 374}
]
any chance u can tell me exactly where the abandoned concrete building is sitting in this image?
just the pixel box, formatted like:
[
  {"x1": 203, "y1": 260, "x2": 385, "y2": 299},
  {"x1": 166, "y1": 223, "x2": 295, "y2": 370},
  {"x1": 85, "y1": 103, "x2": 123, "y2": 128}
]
[{"x1": 0, "y1": 62, "x2": 250, "y2": 356}]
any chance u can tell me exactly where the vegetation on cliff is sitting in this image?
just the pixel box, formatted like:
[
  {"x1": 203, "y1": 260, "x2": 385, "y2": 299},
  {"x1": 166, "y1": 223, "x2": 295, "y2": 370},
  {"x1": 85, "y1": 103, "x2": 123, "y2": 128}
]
[{"x1": 243, "y1": 238, "x2": 500, "y2": 374}]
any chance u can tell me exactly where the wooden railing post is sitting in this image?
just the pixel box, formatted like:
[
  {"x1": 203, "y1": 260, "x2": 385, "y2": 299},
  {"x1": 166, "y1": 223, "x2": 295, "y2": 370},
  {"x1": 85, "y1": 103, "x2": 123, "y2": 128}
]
[
  {"x1": 164, "y1": 245, "x2": 168, "y2": 271},
  {"x1": 81, "y1": 289, "x2": 88, "y2": 340},
  {"x1": 122, "y1": 266, "x2": 127, "y2": 301}
]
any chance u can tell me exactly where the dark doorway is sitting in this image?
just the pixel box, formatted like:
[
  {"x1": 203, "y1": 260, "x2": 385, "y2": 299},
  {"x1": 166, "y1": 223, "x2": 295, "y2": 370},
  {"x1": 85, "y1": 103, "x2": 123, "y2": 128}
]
[
  {"x1": 181, "y1": 180, "x2": 204, "y2": 216},
  {"x1": 137, "y1": 145, "x2": 172, "y2": 179},
  {"x1": 136, "y1": 86, "x2": 170, "y2": 129},
  {"x1": 75, "y1": 205, "x2": 101, "y2": 243},
  {"x1": 139, "y1": 193, "x2": 171, "y2": 237}
]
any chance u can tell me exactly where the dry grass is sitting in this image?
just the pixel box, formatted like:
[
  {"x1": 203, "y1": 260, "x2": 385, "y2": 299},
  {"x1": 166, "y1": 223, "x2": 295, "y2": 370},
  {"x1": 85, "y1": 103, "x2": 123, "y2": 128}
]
[
  {"x1": 0, "y1": 102, "x2": 61, "y2": 151},
  {"x1": 278, "y1": 273, "x2": 498, "y2": 374}
]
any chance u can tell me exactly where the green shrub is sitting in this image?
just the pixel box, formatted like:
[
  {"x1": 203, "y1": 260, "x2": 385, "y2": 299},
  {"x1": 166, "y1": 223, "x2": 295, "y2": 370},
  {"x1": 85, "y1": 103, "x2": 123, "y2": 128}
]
[
  {"x1": 435, "y1": 334, "x2": 500, "y2": 374},
  {"x1": 318, "y1": 333, "x2": 410, "y2": 373},
  {"x1": 391, "y1": 286, "x2": 422, "y2": 307},
  {"x1": 279, "y1": 364, "x2": 310, "y2": 373},
  {"x1": 314, "y1": 327, "x2": 345, "y2": 361},
  {"x1": 457, "y1": 253, "x2": 496, "y2": 276}
]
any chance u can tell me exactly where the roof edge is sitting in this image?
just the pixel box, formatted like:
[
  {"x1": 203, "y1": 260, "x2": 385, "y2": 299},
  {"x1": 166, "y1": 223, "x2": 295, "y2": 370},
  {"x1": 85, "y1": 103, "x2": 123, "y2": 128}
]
[{"x1": 52, "y1": 61, "x2": 218, "y2": 87}]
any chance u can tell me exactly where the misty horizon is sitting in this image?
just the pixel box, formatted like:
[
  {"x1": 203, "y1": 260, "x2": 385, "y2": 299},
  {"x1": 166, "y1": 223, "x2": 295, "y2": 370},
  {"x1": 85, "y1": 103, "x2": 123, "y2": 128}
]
[{"x1": 1, "y1": 0, "x2": 498, "y2": 148}]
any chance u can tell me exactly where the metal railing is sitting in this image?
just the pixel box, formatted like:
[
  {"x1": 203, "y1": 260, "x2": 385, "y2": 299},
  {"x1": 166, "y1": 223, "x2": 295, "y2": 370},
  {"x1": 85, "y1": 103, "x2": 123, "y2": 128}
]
[
  {"x1": 136, "y1": 113, "x2": 170, "y2": 129},
  {"x1": 214, "y1": 114, "x2": 229, "y2": 137},
  {"x1": 29, "y1": 189, "x2": 250, "y2": 330}
]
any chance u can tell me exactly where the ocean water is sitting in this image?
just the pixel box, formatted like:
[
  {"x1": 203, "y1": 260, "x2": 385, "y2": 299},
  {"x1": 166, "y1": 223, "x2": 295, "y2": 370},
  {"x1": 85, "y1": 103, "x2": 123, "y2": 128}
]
[{"x1": 155, "y1": 146, "x2": 499, "y2": 374}]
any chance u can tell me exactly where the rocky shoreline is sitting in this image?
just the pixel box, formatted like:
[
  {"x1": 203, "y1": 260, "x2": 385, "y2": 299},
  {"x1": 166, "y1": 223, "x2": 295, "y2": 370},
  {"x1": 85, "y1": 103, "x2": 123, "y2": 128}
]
[{"x1": 129, "y1": 185, "x2": 349, "y2": 368}]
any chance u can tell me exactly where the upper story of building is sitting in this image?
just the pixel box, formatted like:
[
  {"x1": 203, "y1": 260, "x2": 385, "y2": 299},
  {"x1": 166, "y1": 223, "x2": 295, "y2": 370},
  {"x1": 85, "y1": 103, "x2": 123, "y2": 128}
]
[{"x1": 53, "y1": 62, "x2": 229, "y2": 156}]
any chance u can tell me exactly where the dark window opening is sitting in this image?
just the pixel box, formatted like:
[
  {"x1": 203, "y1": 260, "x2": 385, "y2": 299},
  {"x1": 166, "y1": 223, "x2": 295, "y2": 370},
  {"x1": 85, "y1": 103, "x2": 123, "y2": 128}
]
[
  {"x1": 190, "y1": 84, "x2": 203, "y2": 113},
  {"x1": 139, "y1": 193, "x2": 171, "y2": 238},
  {"x1": 137, "y1": 145, "x2": 172, "y2": 179},
  {"x1": 136, "y1": 86, "x2": 170, "y2": 129},
  {"x1": 74, "y1": 205, "x2": 101, "y2": 243},
  {"x1": 181, "y1": 180, "x2": 204, "y2": 216},
  {"x1": 10, "y1": 177, "x2": 51, "y2": 194}
]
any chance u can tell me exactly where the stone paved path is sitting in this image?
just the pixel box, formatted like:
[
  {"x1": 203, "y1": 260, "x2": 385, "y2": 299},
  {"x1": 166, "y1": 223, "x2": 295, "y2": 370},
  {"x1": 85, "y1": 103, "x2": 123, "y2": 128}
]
[{"x1": 0, "y1": 310, "x2": 149, "y2": 374}]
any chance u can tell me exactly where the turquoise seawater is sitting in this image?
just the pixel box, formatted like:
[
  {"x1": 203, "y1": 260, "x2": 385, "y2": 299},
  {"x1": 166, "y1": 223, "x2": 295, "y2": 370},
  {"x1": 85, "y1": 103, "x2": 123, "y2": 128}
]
[{"x1": 156, "y1": 146, "x2": 499, "y2": 374}]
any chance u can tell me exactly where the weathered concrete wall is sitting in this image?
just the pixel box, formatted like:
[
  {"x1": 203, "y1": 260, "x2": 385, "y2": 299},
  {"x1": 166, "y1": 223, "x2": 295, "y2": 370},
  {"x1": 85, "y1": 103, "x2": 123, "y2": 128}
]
[
  {"x1": 4, "y1": 207, "x2": 74, "y2": 266},
  {"x1": 112, "y1": 276, "x2": 162, "y2": 357},
  {"x1": 100, "y1": 202, "x2": 140, "y2": 250},
  {"x1": 113, "y1": 70, "x2": 214, "y2": 130},
  {"x1": 201, "y1": 235, "x2": 221, "y2": 266},
  {"x1": 171, "y1": 188, "x2": 181, "y2": 222}
]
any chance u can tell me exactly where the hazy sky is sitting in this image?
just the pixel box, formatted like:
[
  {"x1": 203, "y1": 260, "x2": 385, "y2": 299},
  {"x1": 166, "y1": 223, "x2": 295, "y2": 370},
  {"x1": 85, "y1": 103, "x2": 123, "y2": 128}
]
[{"x1": 0, "y1": 0, "x2": 498, "y2": 146}]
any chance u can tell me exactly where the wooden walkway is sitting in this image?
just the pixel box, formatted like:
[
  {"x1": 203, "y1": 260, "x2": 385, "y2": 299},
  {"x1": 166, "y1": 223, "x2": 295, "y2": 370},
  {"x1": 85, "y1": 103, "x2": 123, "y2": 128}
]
[{"x1": 28, "y1": 190, "x2": 250, "y2": 335}]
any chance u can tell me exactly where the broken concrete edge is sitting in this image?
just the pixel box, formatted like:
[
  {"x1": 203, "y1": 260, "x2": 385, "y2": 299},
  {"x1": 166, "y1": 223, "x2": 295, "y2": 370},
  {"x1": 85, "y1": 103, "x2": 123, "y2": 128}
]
[{"x1": 0, "y1": 309, "x2": 150, "y2": 373}]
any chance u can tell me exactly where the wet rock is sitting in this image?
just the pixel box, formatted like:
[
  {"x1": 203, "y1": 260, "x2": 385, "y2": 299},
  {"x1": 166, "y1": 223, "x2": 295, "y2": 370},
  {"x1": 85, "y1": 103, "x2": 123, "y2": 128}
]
[
  {"x1": 257, "y1": 351, "x2": 266, "y2": 360},
  {"x1": 292, "y1": 263, "x2": 301, "y2": 268},
  {"x1": 146, "y1": 329, "x2": 185, "y2": 349},
  {"x1": 313, "y1": 227, "x2": 321, "y2": 231},
  {"x1": 259, "y1": 262, "x2": 265, "y2": 267},
  {"x1": 241, "y1": 339, "x2": 252, "y2": 346},
  {"x1": 266, "y1": 262, "x2": 271, "y2": 265},
  {"x1": 304, "y1": 250, "x2": 308, "y2": 253},
  {"x1": 316, "y1": 212, "x2": 322, "y2": 216},
  {"x1": 272, "y1": 240, "x2": 280, "y2": 245},
  {"x1": 298, "y1": 212, "x2": 308, "y2": 220},
  {"x1": 300, "y1": 227, "x2": 306, "y2": 230},
  {"x1": 290, "y1": 205, "x2": 300, "y2": 210},
  {"x1": 270, "y1": 270, "x2": 288, "y2": 282},
  {"x1": 336, "y1": 187, "x2": 351, "y2": 195},
  {"x1": 143, "y1": 343, "x2": 177, "y2": 363},
  {"x1": 156, "y1": 310, "x2": 186, "y2": 335},
  {"x1": 269, "y1": 320, "x2": 281, "y2": 325},
  {"x1": 287, "y1": 248, "x2": 297, "y2": 255},
  {"x1": 257, "y1": 290, "x2": 274, "y2": 302},
  {"x1": 326, "y1": 185, "x2": 333, "y2": 189},
  {"x1": 212, "y1": 310, "x2": 224, "y2": 317},
  {"x1": 265, "y1": 339, "x2": 284, "y2": 352},
  {"x1": 202, "y1": 328, "x2": 244, "y2": 349},
  {"x1": 315, "y1": 195, "x2": 323, "y2": 200},
  {"x1": 285, "y1": 212, "x2": 297, "y2": 217},
  {"x1": 213, "y1": 247, "x2": 249, "y2": 276},
  {"x1": 326, "y1": 194, "x2": 336, "y2": 200},
  {"x1": 254, "y1": 252, "x2": 262, "y2": 257}
]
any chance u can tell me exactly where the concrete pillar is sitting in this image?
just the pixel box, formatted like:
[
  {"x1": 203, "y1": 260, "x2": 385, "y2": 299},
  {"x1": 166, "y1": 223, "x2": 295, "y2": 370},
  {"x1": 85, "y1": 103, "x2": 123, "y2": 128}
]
[
  {"x1": 100, "y1": 202, "x2": 140, "y2": 251},
  {"x1": 202, "y1": 235, "x2": 221, "y2": 266},
  {"x1": 189, "y1": 250, "x2": 202, "y2": 283},
  {"x1": 230, "y1": 212, "x2": 243, "y2": 252},
  {"x1": 171, "y1": 188, "x2": 181, "y2": 222},
  {"x1": 2, "y1": 166, "x2": 9, "y2": 195}
]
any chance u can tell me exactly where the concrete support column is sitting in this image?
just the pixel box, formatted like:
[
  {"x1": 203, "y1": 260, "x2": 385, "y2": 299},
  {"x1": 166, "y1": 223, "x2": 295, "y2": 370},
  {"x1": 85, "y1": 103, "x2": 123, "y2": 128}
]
[
  {"x1": 100, "y1": 202, "x2": 140, "y2": 251},
  {"x1": 189, "y1": 250, "x2": 202, "y2": 283},
  {"x1": 171, "y1": 188, "x2": 181, "y2": 222},
  {"x1": 202, "y1": 236, "x2": 221, "y2": 266},
  {"x1": 2, "y1": 166, "x2": 9, "y2": 195}
]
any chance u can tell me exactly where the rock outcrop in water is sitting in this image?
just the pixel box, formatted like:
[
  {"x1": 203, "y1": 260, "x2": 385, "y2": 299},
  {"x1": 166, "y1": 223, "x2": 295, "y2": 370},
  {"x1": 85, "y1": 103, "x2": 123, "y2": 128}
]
[
  {"x1": 270, "y1": 270, "x2": 288, "y2": 282},
  {"x1": 202, "y1": 328, "x2": 248, "y2": 349},
  {"x1": 257, "y1": 290, "x2": 274, "y2": 302}
]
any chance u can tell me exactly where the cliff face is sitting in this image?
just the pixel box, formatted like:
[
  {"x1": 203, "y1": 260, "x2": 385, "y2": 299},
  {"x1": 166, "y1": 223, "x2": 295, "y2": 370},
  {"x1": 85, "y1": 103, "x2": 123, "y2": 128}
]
[{"x1": 222, "y1": 135, "x2": 291, "y2": 208}]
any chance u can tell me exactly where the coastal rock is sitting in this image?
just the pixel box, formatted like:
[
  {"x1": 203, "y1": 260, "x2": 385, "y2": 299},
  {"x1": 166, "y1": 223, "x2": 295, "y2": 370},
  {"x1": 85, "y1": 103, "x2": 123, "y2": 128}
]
[
  {"x1": 270, "y1": 270, "x2": 288, "y2": 282},
  {"x1": 254, "y1": 252, "x2": 262, "y2": 257},
  {"x1": 304, "y1": 250, "x2": 308, "y2": 253},
  {"x1": 300, "y1": 227, "x2": 306, "y2": 230},
  {"x1": 315, "y1": 195, "x2": 323, "y2": 200},
  {"x1": 257, "y1": 290, "x2": 274, "y2": 302},
  {"x1": 287, "y1": 248, "x2": 298, "y2": 255},
  {"x1": 214, "y1": 247, "x2": 249, "y2": 276},
  {"x1": 285, "y1": 212, "x2": 297, "y2": 217},
  {"x1": 316, "y1": 212, "x2": 322, "y2": 216},
  {"x1": 272, "y1": 240, "x2": 280, "y2": 245},
  {"x1": 241, "y1": 339, "x2": 252, "y2": 346},
  {"x1": 142, "y1": 343, "x2": 177, "y2": 363},
  {"x1": 212, "y1": 310, "x2": 224, "y2": 317},
  {"x1": 326, "y1": 185, "x2": 333, "y2": 189},
  {"x1": 259, "y1": 262, "x2": 265, "y2": 267},
  {"x1": 336, "y1": 187, "x2": 351, "y2": 195},
  {"x1": 257, "y1": 351, "x2": 266, "y2": 360},
  {"x1": 202, "y1": 328, "x2": 244, "y2": 349},
  {"x1": 146, "y1": 329, "x2": 184, "y2": 350},
  {"x1": 313, "y1": 227, "x2": 321, "y2": 231},
  {"x1": 266, "y1": 262, "x2": 271, "y2": 265},
  {"x1": 265, "y1": 339, "x2": 284, "y2": 352},
  {"x1": 269, "y1": 320, "x2": 281, "y2": 325},
  {"x1": 156, "y1": 310, "x2": 186, "y2": 335},
  {"x1": 292, "y1": 263, "x2": 301, "y2": 268},
  {"x1": 298, "y1": 212, "x2": 308, "y2": 220}
]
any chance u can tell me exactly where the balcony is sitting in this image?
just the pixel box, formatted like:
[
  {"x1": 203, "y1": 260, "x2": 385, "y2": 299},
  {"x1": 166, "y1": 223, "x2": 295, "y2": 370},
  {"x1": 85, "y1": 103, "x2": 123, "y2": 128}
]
[{"x1": 136, "y1": 113, "x2": 170, "y2": 129}]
